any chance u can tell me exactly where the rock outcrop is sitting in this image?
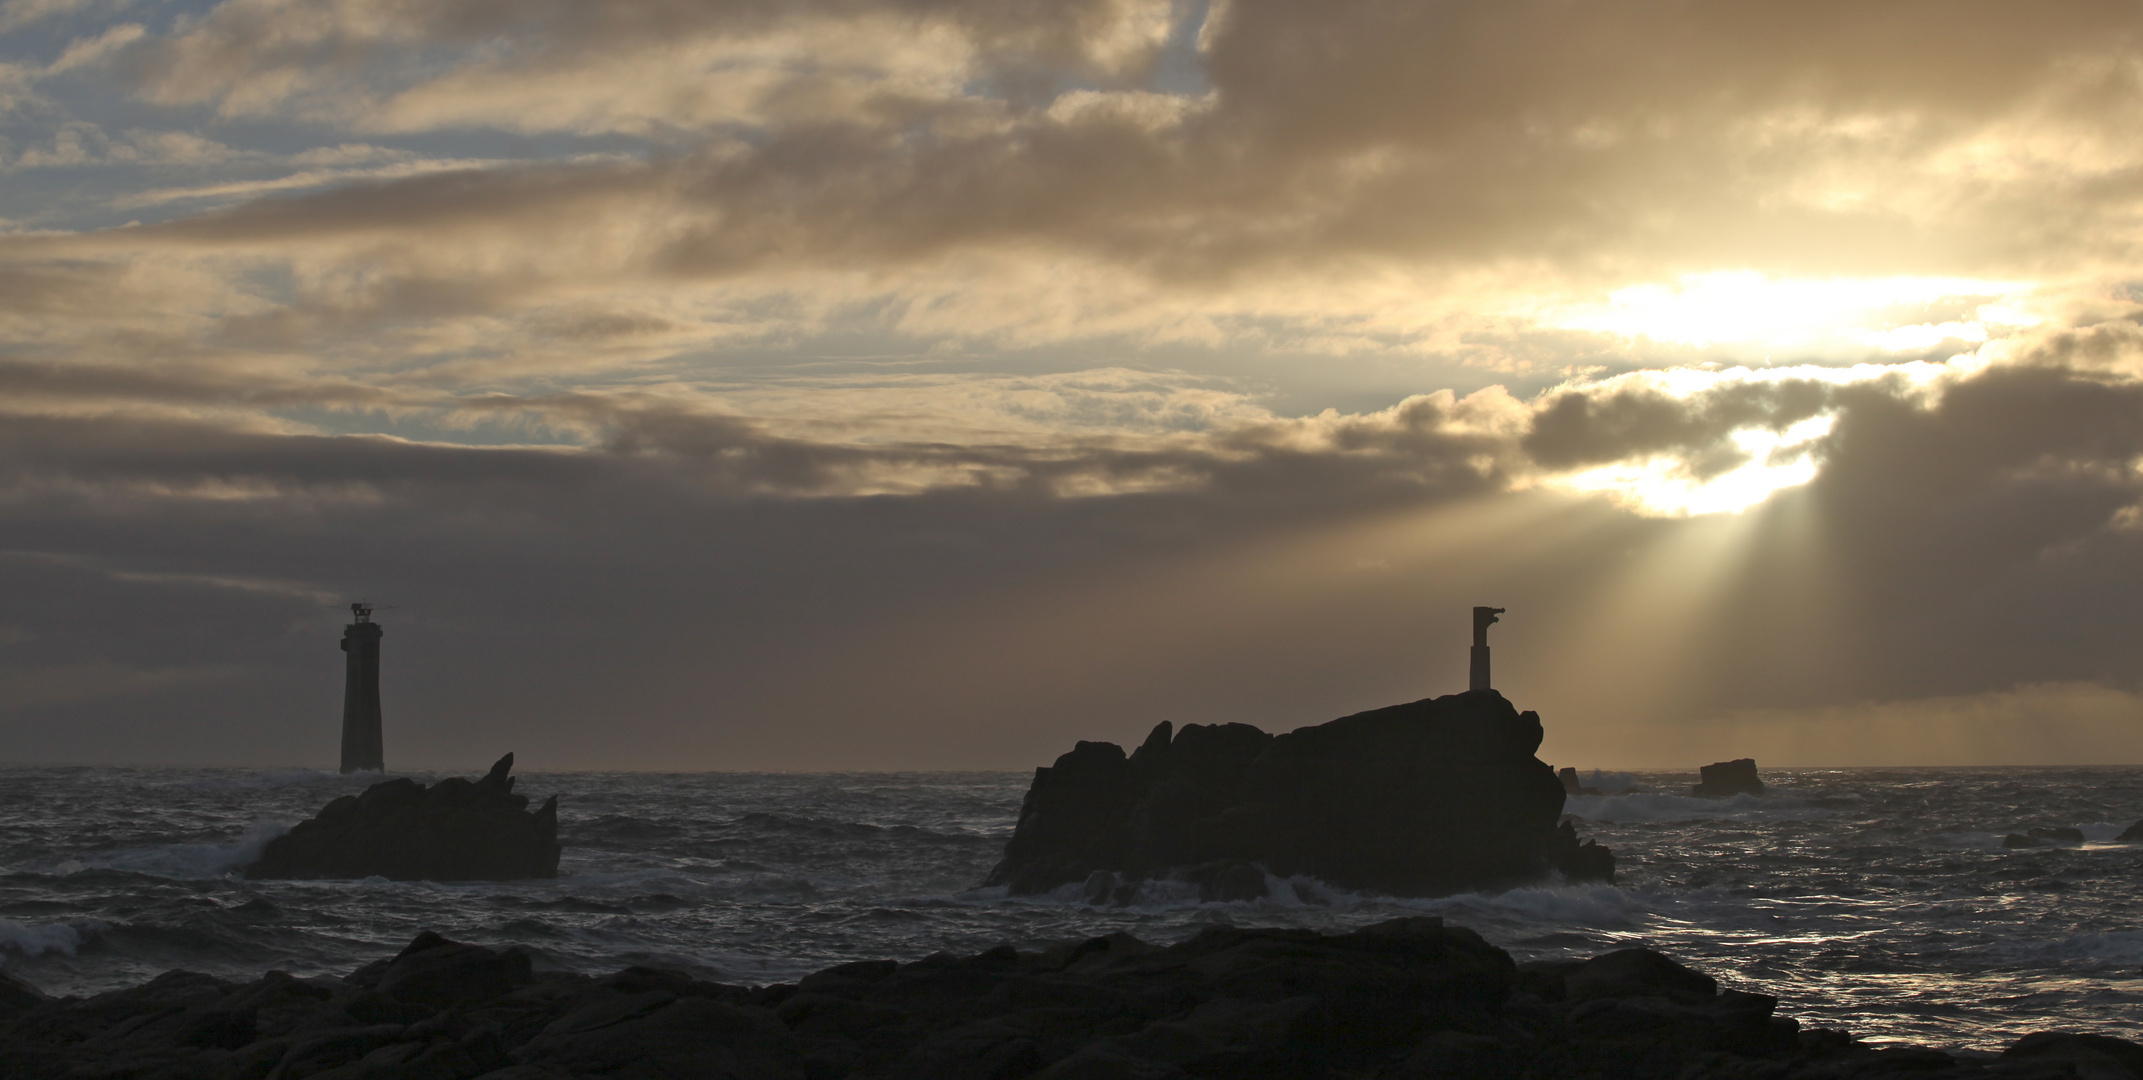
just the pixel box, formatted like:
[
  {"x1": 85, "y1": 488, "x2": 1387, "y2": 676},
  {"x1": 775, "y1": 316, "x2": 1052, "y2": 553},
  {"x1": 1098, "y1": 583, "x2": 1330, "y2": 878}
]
[
  {"x1": 2004, "y1": 826, "x2": 2085, "y2": 849},
  {"x1": 1559, "y1": 767, "x2": 1640, "y2": 797},
  {"x1": 985, "y1": 690, "x2": 1613, "y2": 898},
  {"x1": 0, "y1": 924, "x2": 2132, "y2": 1080},
  {"x1": 1690, "y1": 758, "x2": 1763, "y2": 798},
  {"x1": 244, "y1": 753, "x2": 560, "y2": 881}
]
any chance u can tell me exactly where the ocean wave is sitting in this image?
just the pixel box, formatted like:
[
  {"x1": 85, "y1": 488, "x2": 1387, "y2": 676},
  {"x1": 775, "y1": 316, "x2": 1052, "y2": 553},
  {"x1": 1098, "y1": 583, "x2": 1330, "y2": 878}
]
[
  {"x1": 0, "y1": 919, "x2": 106, "y2": 959},
  {"x1": 1005, "y1": 871, "x2": 1671, "y2": 929},
  {"x1": 1424, "y1": 881, "x2": 1666, "y2": 928},
  {"x1": 1570, "y1": 770, "x2": 1641, "y2": 795},
  {"x1": 82, "y1": 819, "x2": 289, "y2": 879},
  {"x1": 2032, "y1": 930, "x2": 2143, "y2": 967},
  {"x1": 171, "y1": 769, "x2": 357, "y2": 791},
  {"x1": 1564, "y1": 791, "x2": 1829, "y2": 823}
]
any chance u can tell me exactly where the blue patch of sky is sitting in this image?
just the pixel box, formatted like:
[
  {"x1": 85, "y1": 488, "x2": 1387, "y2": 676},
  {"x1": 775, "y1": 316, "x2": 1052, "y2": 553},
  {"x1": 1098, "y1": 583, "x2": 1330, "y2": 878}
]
[
  {"x1": 954, "y1": 0, "x2": 1214, "y2": 106},
  {"x1": 649, "y1": 324, "x2": 1543, "y2": 422},
  {"x1": 1148, "y1": 0, "x2": 1217, "y2": 98},
  {"x1": 270, "y1": 405, "x2": 593, "y2": 448},
  {"x1": 5, "y1": 0, "x2": 663, "y2": 229}
]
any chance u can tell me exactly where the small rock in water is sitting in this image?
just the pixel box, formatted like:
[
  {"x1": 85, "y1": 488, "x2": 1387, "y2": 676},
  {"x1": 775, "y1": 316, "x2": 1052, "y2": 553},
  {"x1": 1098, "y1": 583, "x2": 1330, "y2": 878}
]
[
  {"x1": 1690, "y1": 758, "x2": 1763, "y2": 798},
  {"x1": 2121, "y1": 820, "x2": 2143, "y2": 842},
  {"x1": 243, "y1": 752, "x2": 560, "y2": 881}
]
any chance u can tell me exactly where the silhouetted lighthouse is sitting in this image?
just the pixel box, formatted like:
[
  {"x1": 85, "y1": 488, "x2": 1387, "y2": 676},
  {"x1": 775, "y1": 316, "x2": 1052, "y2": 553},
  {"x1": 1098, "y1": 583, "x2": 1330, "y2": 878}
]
[
  {"x1": 1469, "y1": 605, "x2": 1505, "y2": 691},
  {"x1": 339, "y1": 602, "x2": 384, "y2": 773}
]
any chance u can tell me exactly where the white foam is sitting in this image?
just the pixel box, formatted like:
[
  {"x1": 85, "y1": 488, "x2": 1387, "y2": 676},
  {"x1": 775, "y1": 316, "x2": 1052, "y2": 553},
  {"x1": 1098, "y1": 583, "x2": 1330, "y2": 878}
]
[
  {"x1": 1563, "y1": 791, "x2": 1828, "y2": 824},
  {"x1": 0, "y1": 919, "x2": 102, "y2": 958},
  {"x1": 1574, "y1": 770, "x2": 1640, "y2": 794},
  {"x1": 86, "y1": 819, "x2": 289, "y2": 879},
  {"x1": 1420, "y1": 881, "x2": 1671, "y2": 928}
]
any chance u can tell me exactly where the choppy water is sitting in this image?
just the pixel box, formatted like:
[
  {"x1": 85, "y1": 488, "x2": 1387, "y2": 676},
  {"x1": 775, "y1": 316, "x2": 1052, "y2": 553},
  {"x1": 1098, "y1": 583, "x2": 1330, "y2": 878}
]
[{"x1": 1, "y1": 766, "x2": 2141, "y2": 1052}]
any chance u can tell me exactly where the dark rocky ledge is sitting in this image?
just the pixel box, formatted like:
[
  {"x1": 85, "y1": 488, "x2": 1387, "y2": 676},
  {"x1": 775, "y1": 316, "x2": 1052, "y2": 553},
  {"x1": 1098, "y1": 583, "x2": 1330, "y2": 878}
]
[
  {"x1": 986, "y1": 690, "x2": 1613, "y2": 899},
  {"x1": 0, "y1": 922, "x2": 2132, "y2": 1080},
  {"x1": 244, "y1": 753, "x2": 560, "y2": 882}
]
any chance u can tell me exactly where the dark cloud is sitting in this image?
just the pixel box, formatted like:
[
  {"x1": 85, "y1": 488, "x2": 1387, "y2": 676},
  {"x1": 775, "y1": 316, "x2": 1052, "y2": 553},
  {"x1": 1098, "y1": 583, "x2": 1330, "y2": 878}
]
[
  {"x1": 1523, "y1": 378, "x2": 1835, "y2": 474},
  {"x1": 4, "y1": 348, "x2": 2143, "y2": 767}
]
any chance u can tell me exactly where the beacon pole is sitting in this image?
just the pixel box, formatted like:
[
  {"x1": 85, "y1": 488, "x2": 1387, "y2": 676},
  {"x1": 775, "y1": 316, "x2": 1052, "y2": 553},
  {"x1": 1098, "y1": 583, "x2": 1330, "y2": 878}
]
[{"x1": 1469, "y1": 605, "x2": 1505, "y2": 692}]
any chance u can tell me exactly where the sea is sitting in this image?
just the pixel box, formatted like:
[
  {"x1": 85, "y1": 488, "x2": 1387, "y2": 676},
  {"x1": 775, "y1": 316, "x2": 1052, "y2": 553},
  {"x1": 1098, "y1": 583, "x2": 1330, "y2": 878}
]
[{"x1": 1, "y1": 765, "x2": 2140, "y2": 1052}]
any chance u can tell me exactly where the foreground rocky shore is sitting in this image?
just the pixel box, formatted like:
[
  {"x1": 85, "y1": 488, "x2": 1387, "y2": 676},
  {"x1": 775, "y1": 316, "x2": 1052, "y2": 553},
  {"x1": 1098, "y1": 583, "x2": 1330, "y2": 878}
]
[{"x1": 1, "y1": 921, "x2": 2132, "y2": 1080}]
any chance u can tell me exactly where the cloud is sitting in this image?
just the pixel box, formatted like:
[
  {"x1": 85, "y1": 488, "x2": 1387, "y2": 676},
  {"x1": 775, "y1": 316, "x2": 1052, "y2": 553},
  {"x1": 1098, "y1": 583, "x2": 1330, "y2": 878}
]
[
  {"x1": 127, "y1": 0, "x2": 1179, "y2": 122},
  {"x1": 6, "y1": 0, "x2": 2143, "y2": 767},
  {"x1": 0, "y1": 0, "x2": 92, "y2": 32},
  {"x1": 4, "y1": 343, "x2": 2142, "y2": 767},
  {"x1": 53, "y1": 0, "x2": 2122, "y2": 290},
  {"x1": 0, "y1": 0, "x2": 2131, "y2": 401},
  {"x1": 45, "y1": 22, "x2": 144, "y2": 75}
]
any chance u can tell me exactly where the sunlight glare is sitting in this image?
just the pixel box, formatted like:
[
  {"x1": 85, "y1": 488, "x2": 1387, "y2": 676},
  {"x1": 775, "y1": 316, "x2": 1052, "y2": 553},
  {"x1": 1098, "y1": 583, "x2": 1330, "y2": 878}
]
[
  {"x1": 1552, "y1": 414, "x2": 1834, "y2": 517},
  {"x1": 1558, "y1": 271, "x2": 2039, "y2": 353}
]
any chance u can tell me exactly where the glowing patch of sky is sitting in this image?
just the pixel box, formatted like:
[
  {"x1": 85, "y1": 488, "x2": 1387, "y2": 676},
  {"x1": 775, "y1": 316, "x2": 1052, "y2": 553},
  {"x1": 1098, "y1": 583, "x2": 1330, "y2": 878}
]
[
  {"x1": 1556, "y1": 271, "x2": 2042, "y2": 355},
  {"x1": 1551, "y1": 417, "x2": 1832, "y2": 518}
]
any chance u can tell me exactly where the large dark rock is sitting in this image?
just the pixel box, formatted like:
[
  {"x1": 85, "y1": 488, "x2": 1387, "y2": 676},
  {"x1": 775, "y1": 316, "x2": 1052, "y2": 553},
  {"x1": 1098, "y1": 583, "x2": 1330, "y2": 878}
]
[
  {"x1": 985, "y1": 690, "x2": 1613, "y2": 898},
  {"x1": 0, "y1": 926, "x2": 2120, "y2": 1080},
  {"x1": 1690, "y1": 758, "x2": 1763, "y2": 797},
  {"x1": 244, "y1": 753, "x2": 560, "y2": 881}
]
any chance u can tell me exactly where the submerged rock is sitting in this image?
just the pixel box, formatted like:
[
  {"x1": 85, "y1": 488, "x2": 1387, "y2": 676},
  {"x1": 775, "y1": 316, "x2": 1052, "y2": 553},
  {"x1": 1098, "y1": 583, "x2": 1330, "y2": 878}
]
[
  {"x1": 1690, "y1": 758, "x2": 1764, "y2": 798},
  {"x1": 0, "y1": 924, "x2": 2124, "y2": 1080},
  {"x1": 985, "y1": 690, "x2": 1613, "y2": 898},
  {"x1": 243, "y1": 753, "x2": 560, "y2": 881}
]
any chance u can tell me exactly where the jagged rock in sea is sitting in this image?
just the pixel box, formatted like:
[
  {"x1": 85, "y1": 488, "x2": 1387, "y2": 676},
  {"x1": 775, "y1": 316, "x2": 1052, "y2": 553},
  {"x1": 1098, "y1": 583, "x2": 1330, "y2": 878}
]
[
  {"x1": 243, "y1": 753, "x2": 560, "y2": 881},
  {"x1": 1690, "y1": 758, "x2": 1764, "y2": 798},
  {"x1": 0, "y1": 923, "x2": 2130, "y2": 1080},
  {"x1": 2121, "y1": 819, "x2": 2143, "y2": 842},
  {"x1": 984, "y1": 689, "x2": 1614, "y2": 898},
  {"x1": 1559, "y1": 766, "x2": 1639, "y2": 797}
]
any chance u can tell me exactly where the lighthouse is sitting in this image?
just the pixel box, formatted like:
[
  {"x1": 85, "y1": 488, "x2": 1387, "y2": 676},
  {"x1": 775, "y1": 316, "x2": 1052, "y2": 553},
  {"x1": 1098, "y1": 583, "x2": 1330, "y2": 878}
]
[
  {"x1": 1469, "y1": 605, "x2": 1504, "y2": 691},
  {"x1": 339, "y1": 602, "x2": 384, "y2": 773}
]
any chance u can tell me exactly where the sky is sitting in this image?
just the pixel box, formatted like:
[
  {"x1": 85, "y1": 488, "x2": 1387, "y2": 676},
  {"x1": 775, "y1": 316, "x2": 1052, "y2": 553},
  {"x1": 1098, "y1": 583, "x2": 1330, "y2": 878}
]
[{"x1": 3, "y1": 0, "x2": 2143, "y2": 771}]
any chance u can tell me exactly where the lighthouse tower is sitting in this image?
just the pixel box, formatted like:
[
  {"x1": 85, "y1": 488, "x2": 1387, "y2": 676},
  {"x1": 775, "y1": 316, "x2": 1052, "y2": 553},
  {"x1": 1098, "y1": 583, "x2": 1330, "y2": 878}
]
[
  {"x1": 1469, "y1": 605, "x2": 1505, "y2": 691},
  {"x1": 339, "y1": 602, "x2": 384, "y2": 773}
]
